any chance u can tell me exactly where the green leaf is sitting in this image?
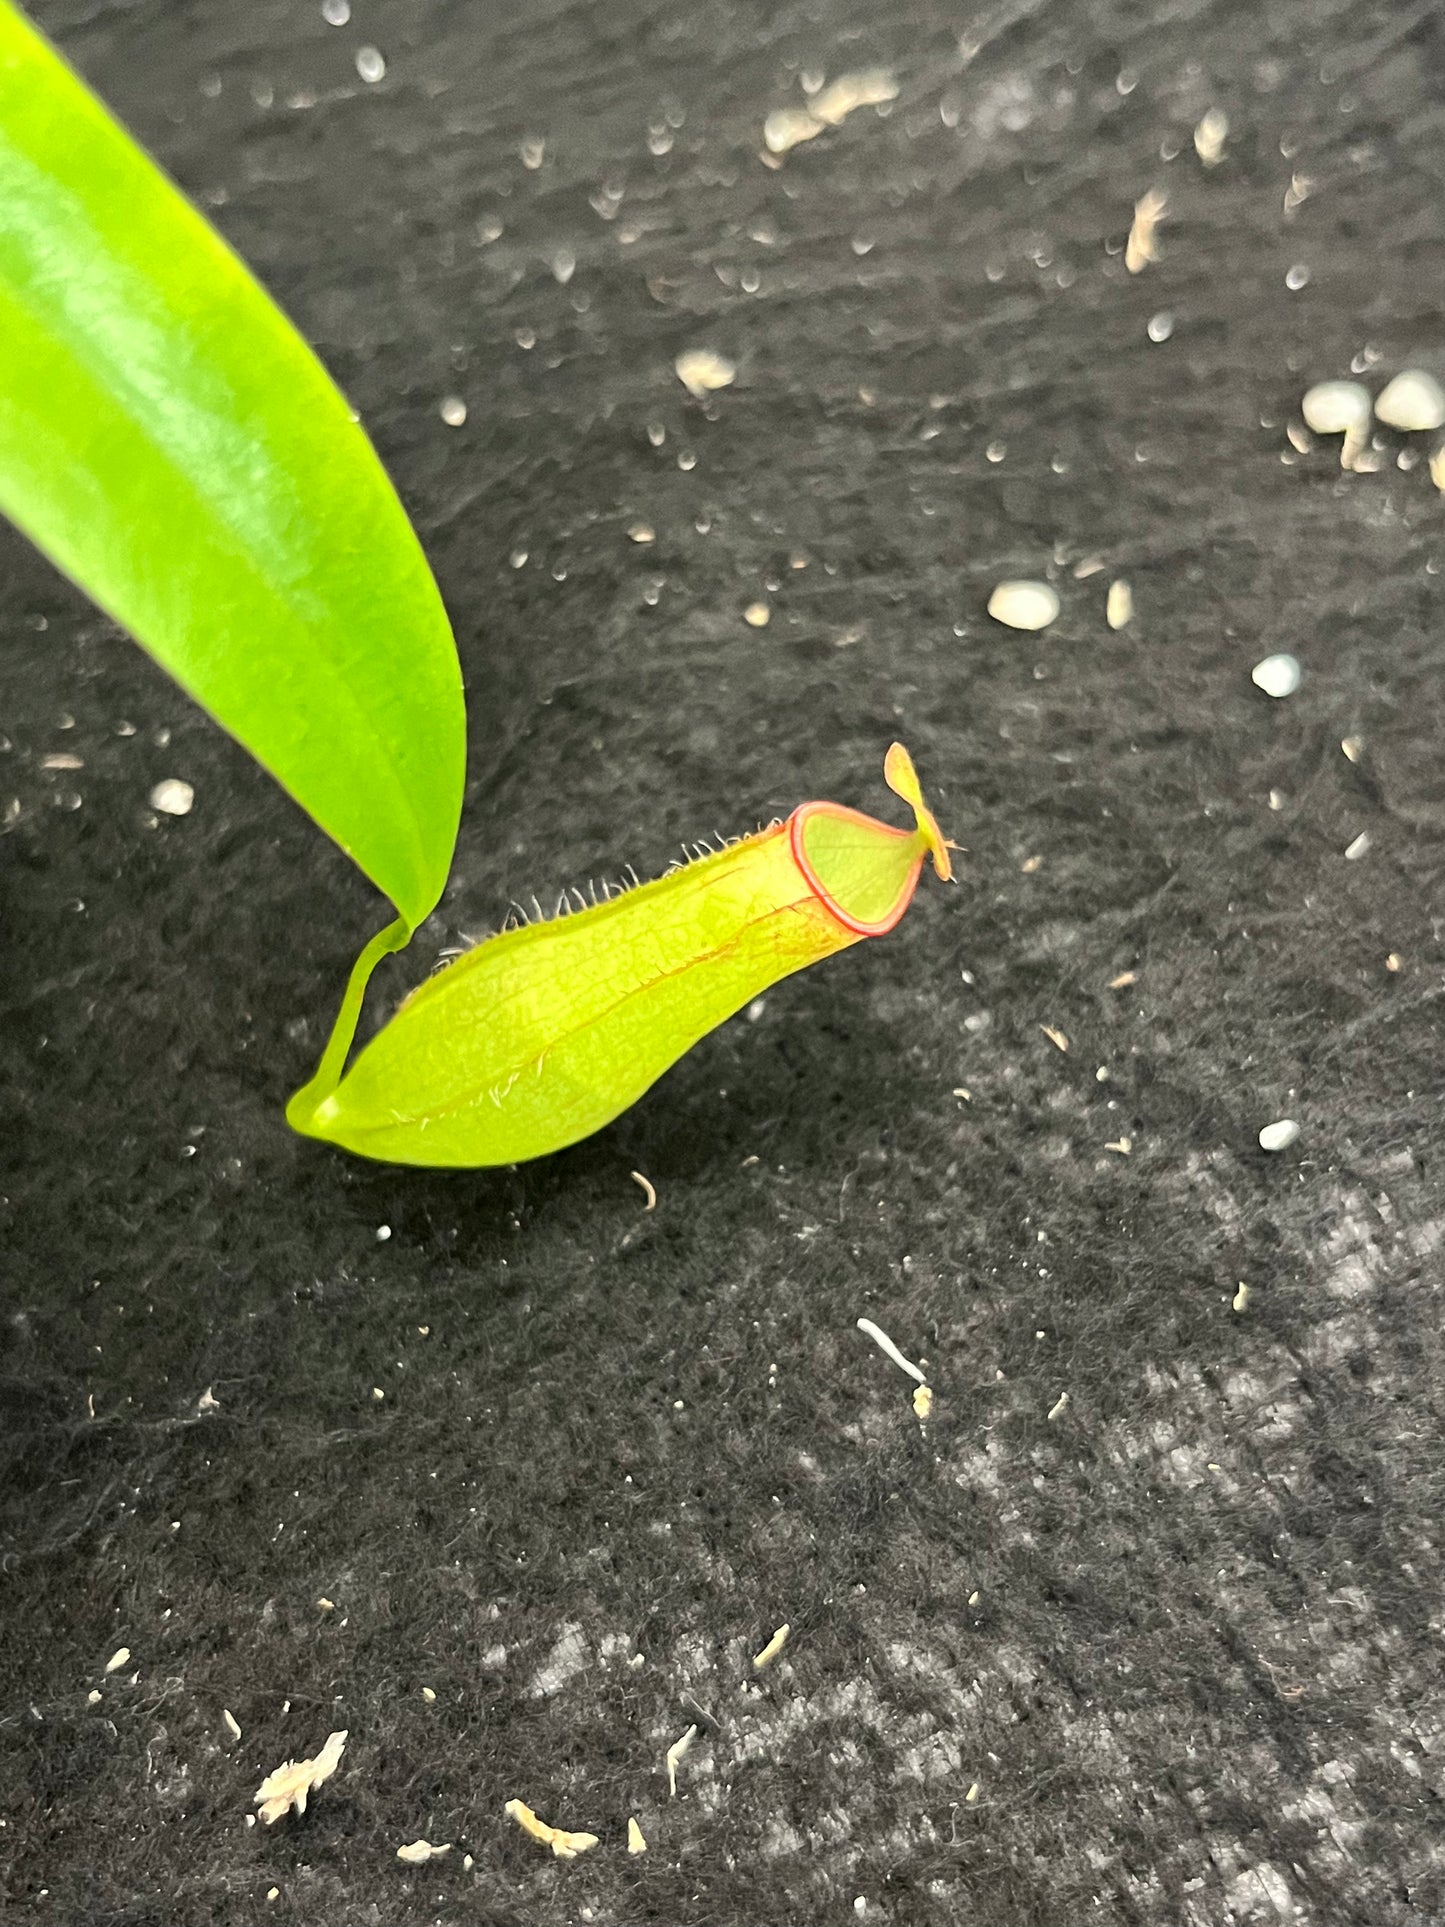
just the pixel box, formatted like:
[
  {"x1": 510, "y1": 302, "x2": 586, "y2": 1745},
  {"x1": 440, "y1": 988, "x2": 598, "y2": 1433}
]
[{"x1": 0, "y1": 1, "x2": 464, "y2": 927}]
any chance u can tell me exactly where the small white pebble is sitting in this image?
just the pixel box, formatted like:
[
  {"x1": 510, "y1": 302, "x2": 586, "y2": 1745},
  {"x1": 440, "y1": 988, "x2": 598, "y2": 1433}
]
[
  {"x1": 1284, "y1": 264, "x2": 1310, "y2": 291},
  {"x1": 376, "y1": 1224, "x2": 391, "y2": 1242},
  {"x1": 1344, "y1": 831, "x2": 1371, "y2": 860},
  {"x1": 1258, "y1": 1118, "x2": 1300, "y2": 1152},
  {"x1": 396, "y1": 1839, "x2": 450, "y2": 1865},
  {"x1": 87, "y1": 1689, "x2": 102, "y2": 1705},
  {"x1": 674, "y1": 349, "x2": 735, "y2": 399},
  {"x1": 1251, "y1": 653, "x2": 1300, "y2": 699},
  {"x1": 321, "y1": 0, "x2": 350, "y2": 23},
  {"x1": 678, "y1": 352, "x2": 735, "y2": 400},
  {"x1": 104, "y1": 1647, "x2": 130, "y2": 1675},
  {"x1": 521, "y1": 136, "x2": 545, "y2": 170},
  {"x1": 1146, "y1": 311, "x2": 1174, "y2": 343},
  {"x1": 1301, "y1": 380, "x2": 1370, "y2": 437},
  {"x1": 628, "y1": 522, "x2": 655, "y2": 544},
  {"x1": 1375, "y1": 369, "x2": 1445, "y2": 433},
  {"x1": 355, "y1": 45, "x2": 385, "y2": 84},
  {"x1": 1125, "y1": 188, "x2": 1167, "y2": 273},
  {"x1": 421, "y1": 1685, "x2": 436, "y2": 1702},
  {"x1": 1341, "y1": 736, "x2": 1364, "y2": 762},
  {"x1": 439, "y1": 396, "x2": 467, "y2": 427},
  {"x1": 987, "y1": 580, "x2": 1059, "y2": 631},
  {"x1": 744, "y1": 600, "x2": 771, "y2": 628},
  {"x1": 854, "y1": 1900, "x2": 868, "y2": 1918},
  {"x1": 965, "y1": 1782, "x2": 980, "y2": 1803},
  {"x1": 150, "y1": 778, "x2": 194, "y2": 816},
  {"x1": 1105, "y1": 579, "x2": 1132, "y2": 629}
]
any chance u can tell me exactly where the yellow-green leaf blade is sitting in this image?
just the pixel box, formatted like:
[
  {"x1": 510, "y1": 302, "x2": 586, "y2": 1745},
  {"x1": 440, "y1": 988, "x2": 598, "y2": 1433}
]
[{"x1": 0, "y1": 1, "x2": 463, "y2": 924}]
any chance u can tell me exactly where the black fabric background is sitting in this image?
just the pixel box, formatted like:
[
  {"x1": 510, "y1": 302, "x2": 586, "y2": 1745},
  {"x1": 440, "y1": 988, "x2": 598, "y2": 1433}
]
[{"x1": 3, "y1": 1, "x2": 1444, "y2": 1922}]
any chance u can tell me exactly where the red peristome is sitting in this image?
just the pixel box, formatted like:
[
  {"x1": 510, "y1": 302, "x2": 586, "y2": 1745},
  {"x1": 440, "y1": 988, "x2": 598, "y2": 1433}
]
[{"x1": 787, "y1": 801, "x2": 927, "y2": 940}]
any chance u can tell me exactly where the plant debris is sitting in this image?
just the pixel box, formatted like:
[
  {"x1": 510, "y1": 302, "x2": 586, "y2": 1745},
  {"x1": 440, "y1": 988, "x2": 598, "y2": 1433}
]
[
  {"x1": 504, "y1": 1797, "x2": 599, "y2": 1859},
  {"x1": 665, "y1": 1723, "x2": 697, "y2": 1797},
  {"x1": 752, "y1": 1623, "x2": 791, "y2": 1671},
  {"x1": 855, "y1": 1317, "x2": 927, "y2": 1386},
  {"x1": 253, "y1": 1729, "x2": 347, "y2": 1825},
  {"x1": 1193, "y1": 109, "x2": 1228, "y2": 166},
  {"x1": 1125, "y1": 189, "x2": 1167, "y2": 273}
]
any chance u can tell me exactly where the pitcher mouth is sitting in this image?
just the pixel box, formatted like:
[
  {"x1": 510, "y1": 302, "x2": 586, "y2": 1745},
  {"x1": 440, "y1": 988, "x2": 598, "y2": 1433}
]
[{"x1": 789, "y1": 801, "x2": 926, "y2": 938}]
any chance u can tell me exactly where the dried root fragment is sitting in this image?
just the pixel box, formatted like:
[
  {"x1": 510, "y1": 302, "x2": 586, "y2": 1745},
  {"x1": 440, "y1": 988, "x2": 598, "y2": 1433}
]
[
  {"x1": 855, "y1": 1317, "x2": 927, "y2": 1386},
  {"x1": 504, "y1": 1798, "x2": 599, "y2": 1859},
  {"x1": 253, "y1": 1729, "x2": 347, "y2": 1825}
]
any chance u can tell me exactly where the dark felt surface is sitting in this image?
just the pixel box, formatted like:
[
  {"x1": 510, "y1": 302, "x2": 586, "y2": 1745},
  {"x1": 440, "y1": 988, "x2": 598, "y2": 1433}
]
[{"x1": 3, "y1": 1, "x2": 1445, "y2": 1922}]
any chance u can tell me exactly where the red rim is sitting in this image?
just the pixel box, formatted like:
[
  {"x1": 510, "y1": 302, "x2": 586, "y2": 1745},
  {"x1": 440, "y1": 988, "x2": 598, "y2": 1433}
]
[{"x1": 788, "y1": 802, "x2": 923, "y2": 939}]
